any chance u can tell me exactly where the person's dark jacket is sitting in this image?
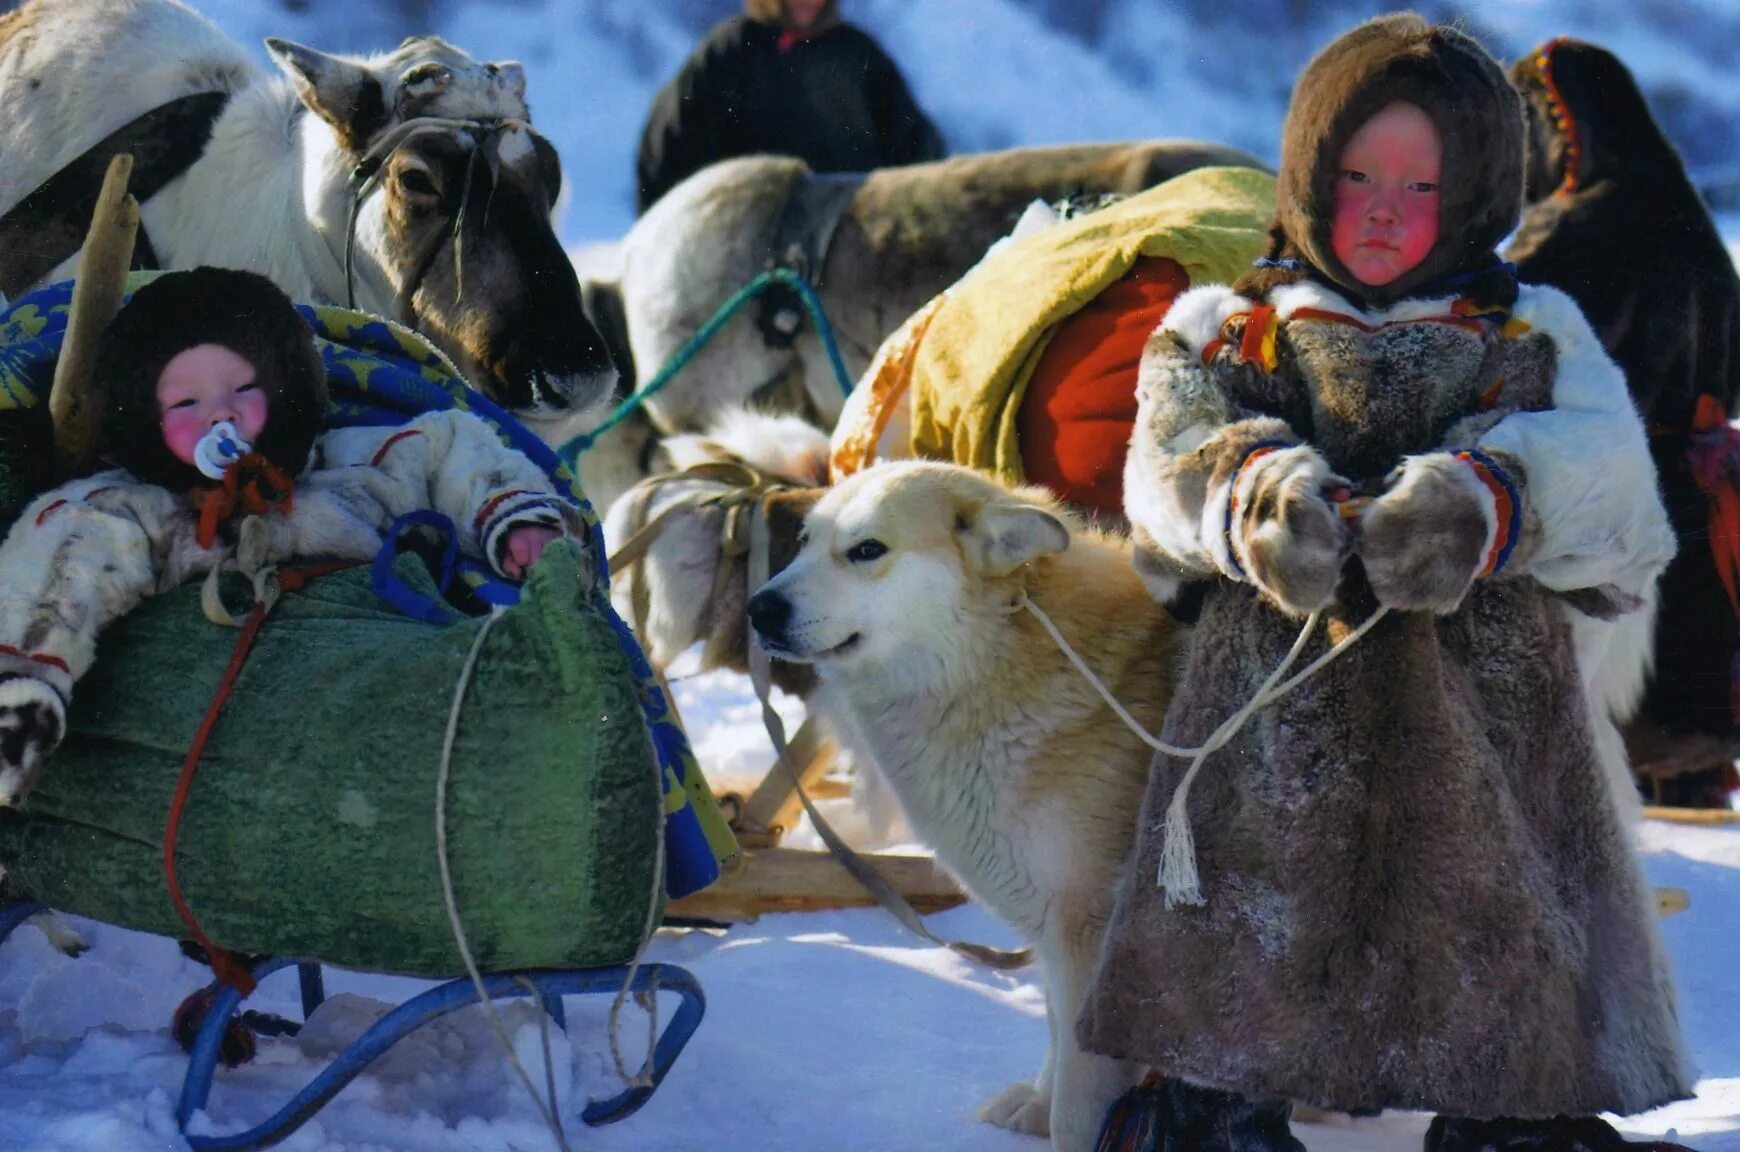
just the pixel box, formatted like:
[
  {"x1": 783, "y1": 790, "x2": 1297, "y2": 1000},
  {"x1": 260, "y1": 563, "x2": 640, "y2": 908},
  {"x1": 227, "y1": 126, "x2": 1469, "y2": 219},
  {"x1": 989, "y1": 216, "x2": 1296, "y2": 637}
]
[
  {"x1": 1508, "y1": 39, "x2": 1740, "y2": 742},
  {"x1": 635, "y1": 14, "x2": 946, "y2": 214}
]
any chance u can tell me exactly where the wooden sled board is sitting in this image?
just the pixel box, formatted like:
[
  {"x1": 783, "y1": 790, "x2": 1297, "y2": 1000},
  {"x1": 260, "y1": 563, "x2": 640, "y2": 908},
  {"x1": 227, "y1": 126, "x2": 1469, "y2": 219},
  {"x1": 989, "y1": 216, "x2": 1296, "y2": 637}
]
[
  {"x1": 1643, "y1": 805, "x2": 1740, "y2": 825},
  {"x1": 667, "y1": 847, "x2": 966, "y2": 923}
]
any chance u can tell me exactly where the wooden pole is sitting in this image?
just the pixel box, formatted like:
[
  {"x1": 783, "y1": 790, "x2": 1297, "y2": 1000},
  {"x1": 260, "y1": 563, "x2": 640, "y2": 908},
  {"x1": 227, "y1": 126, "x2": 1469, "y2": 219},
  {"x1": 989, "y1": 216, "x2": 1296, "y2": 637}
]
[
  {"x1": 666, "y1": 847, "x2": 967, "y2": 922},
  {"x1": 1642, "y1": 805, "x2": 1740, "y2": 826},
  {"x1": 51, "y1": 154, "x2": 138, "y2": 476},
  {"x1": 731, "y1": 717, "x2": 837, "y2": 848}
]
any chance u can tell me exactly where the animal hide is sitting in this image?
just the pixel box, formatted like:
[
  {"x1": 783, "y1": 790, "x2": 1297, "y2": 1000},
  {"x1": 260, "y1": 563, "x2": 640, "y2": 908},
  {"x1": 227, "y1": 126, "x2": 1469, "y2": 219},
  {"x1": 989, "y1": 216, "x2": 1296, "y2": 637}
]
[{"x1": 1081, "y1": 280, "x2": 1690, "y2": 1119}]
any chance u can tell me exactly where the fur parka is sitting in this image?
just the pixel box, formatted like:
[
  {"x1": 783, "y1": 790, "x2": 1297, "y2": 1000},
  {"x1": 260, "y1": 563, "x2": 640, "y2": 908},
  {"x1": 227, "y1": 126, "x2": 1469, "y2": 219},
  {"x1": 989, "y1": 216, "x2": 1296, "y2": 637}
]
[
  {"x1": 1507, "y1": 38, "x2": 1740, "y2": 744},
  {"x1": 1081, "y1": 15, "x2": 1689, "y2": 1121},
  {"x1": 0, "y1": 406, "x2": 583, "y2": 805}
]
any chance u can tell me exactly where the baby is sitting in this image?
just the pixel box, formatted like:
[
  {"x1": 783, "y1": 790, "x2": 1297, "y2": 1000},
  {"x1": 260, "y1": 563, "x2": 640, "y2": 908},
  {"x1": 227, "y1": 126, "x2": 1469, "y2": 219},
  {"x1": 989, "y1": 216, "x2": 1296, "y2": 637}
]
[
  {"x1": 1076, "y1": 16, "x2": 1692, "y2": 1152},
  {"x1": 0, "y1": 267, "x2": 581, "y2": 807}
]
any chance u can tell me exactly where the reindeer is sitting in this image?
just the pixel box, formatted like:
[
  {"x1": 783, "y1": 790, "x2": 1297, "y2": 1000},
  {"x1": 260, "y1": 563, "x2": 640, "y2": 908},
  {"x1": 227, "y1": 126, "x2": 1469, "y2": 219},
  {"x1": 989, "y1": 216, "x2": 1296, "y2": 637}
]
[{"x1": 0, "y1": 0, "x2": 615, "y2": 446}]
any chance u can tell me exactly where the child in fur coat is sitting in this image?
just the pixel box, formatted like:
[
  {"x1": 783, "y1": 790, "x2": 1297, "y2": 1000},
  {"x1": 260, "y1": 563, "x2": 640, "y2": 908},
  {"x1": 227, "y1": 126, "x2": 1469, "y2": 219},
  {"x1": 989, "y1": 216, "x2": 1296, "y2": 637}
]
[
  {"x1": 0, "y1": 268, "x2": 583, "y2": 808},
  {"x1": 1076, "y1": 15, "x2": 1693, "y2": 1152}
]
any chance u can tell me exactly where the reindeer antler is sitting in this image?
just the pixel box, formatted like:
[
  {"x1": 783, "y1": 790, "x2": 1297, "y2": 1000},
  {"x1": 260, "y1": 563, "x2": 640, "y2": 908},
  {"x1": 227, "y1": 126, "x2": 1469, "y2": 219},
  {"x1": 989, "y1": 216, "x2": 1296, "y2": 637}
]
[{"x1": 51, "y1": 153, "x2": 138, "y2": 476}]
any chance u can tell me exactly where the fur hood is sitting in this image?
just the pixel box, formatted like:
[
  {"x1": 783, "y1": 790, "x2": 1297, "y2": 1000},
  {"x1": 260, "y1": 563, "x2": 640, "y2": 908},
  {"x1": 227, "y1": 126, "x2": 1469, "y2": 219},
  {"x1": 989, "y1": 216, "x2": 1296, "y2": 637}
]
[
  {"x1": 743, "y1": 0, "x2": 842, "y2": 34},
  {"x1": 91, "y1": 268, "x2": 328, "y2": 490},
  {"x1": 1244, "y1": 13, "x2": 1523, "y2": 307},
  {"x1": 1509, "y1": 37, "x2": 1682, "y2": 202},
  {"x1": 1506, "y1": 35, "x2": 1739, "y2": 432}
]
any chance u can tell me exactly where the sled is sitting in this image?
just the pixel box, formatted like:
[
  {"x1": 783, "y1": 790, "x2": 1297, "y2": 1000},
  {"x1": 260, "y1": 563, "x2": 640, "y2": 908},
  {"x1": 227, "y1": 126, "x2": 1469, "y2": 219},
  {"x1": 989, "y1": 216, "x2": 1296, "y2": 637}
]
[{"x1": 0, "y1": 156, "x2": 726, "y2": 1148}]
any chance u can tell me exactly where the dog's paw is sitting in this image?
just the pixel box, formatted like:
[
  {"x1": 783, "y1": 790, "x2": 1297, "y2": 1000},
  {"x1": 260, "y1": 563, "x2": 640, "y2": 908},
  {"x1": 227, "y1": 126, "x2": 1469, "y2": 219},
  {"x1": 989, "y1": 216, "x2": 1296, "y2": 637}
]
[
  {"x1": 1360, "y1": 454, "x2": 1492, "y2": 615},
  {"x1": 1233, "y1": 446, "x2": 1351, "y2": 617},
  {"x1": 0, "y1": 675, "x2": 67, "y2": 808},
  {"x1": 977, "y1": 1081, "x2": 1052, "y2": 1137}
]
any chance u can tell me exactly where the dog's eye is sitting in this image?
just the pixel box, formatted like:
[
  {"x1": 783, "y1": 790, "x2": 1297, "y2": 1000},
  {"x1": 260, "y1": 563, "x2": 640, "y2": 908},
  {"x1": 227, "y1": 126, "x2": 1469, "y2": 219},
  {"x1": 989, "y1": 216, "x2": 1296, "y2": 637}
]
[{"x1": 845, "y1": 539, "x2": 888, "y2": 563}]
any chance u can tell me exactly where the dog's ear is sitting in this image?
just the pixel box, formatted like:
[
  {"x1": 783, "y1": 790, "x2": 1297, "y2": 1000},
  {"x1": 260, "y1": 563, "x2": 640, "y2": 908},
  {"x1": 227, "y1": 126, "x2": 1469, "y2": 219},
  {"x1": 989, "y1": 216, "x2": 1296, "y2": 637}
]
[{"x1": 963, "y1": 498, "x2": 1070, "y2": 576}]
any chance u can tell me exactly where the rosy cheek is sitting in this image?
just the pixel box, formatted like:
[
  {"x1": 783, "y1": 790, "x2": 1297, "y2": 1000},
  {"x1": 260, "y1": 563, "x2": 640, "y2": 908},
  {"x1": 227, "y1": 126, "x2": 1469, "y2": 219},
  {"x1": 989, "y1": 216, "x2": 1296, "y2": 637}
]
[
  {"x1": 160, "y1": 409, "x2": 206, "y2": 466},
  {"x1": 1398, "y1": 197, "x2": 1441, "y2": 269},
  {"x1": 235, "y1": 392, "x2": 269, "y2": 443},
  {"x1": 1330, "y1": 189, "x2": 1368, "y2": 270}
]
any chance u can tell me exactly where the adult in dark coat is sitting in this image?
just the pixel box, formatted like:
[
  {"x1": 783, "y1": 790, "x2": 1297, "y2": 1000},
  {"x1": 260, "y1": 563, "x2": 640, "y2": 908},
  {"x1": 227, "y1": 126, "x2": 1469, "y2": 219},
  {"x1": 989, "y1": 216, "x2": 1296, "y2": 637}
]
[
  {"x1": 1081, "y1": 16, "x2": 1691, "y2": 1151},
  {"x1": 1507, "y1": 39, "x2": 1740, "y2": 805},
  {"x1": 634, "y1": 0, "x2": 945, "y2": 214}
]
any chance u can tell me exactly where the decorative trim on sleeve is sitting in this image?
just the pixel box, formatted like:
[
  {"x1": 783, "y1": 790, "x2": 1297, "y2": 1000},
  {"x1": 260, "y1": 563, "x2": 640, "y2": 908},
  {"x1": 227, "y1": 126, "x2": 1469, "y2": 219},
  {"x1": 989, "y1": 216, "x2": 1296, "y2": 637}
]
[
  {"x1": 1223, "y1": 440, "x2": 1291, "y2": 578},
  {"x1": 1456, "y1": 449, "x2": 1521, "y2": 577},
  {"x1": 476, "y1": 489, "x2": 566, "y2": 573},
  {"x1": 0, "y1": 650, "x2": 74, "y2": 700}
]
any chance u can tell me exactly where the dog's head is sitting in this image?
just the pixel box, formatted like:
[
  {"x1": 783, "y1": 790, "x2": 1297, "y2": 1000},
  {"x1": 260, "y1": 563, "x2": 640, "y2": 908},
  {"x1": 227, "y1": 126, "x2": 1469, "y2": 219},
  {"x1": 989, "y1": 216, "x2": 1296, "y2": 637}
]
[{"x1": 746, "y1": 462, "x2": 1070, "y2": 678}]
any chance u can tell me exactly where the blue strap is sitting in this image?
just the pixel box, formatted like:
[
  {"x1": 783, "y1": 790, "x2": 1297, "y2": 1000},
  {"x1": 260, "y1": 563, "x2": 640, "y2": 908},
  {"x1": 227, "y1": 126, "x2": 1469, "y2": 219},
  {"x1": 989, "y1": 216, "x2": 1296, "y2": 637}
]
[
  {"x1": 455, "y1": 557, "x2": 522, "y2": 609},
  {"x1": 371, "y1": 511, "x2": 462, "y2": 624}
]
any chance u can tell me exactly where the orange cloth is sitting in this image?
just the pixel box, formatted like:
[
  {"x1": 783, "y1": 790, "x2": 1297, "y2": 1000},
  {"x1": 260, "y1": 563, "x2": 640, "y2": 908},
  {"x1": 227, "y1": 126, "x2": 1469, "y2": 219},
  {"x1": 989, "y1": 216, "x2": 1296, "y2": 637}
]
[{"x1": 1018, "y1": 256, "x2": 1189, "y2": 514}]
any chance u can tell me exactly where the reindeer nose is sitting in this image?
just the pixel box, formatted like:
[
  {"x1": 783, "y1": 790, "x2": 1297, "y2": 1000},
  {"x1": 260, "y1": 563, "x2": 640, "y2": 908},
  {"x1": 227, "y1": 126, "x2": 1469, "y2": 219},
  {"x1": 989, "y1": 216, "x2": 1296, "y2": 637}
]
[{"x1": 746, "y1": 589, "x2": 791, "y2": 644}]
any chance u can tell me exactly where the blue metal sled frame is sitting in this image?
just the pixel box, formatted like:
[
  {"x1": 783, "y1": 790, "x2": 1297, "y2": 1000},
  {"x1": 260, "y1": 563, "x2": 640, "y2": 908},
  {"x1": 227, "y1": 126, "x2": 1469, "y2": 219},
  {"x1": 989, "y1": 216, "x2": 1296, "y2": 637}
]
[{"x1": 0, "y1": 904, "x2": 705, "y2": 1152}]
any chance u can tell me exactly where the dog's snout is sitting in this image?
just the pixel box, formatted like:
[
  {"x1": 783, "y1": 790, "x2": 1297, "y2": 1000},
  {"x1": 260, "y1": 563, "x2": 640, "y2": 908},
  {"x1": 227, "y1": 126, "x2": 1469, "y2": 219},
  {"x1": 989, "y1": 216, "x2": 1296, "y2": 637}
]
[{"x1": 747, "y1": 588, "x2": 791, "y2": 644}]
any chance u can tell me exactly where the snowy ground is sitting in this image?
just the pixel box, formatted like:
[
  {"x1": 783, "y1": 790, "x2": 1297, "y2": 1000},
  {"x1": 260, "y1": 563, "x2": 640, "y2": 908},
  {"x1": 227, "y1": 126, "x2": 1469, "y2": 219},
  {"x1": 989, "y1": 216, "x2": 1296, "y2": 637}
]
[{"x1": 2, "y1": 654, "x2": 1738, "y2": 1152}]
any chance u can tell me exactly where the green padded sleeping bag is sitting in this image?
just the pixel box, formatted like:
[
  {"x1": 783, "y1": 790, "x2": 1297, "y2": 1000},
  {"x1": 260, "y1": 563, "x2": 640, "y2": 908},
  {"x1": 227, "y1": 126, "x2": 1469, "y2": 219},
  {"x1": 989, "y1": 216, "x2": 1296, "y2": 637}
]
[{"x1": 0, "y1": 543, "x2": 664, "y2": 976}]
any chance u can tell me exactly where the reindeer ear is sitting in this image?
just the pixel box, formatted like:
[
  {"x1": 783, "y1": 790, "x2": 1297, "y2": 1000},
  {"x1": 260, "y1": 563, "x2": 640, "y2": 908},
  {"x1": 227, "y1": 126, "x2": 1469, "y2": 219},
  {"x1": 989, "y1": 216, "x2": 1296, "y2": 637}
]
[
  {"x1": 963, "y1": 498, "x2": 1069, "y2": 576},
  {"x1": 265, "y1": 38, "x2": 387, "y2": 151}
]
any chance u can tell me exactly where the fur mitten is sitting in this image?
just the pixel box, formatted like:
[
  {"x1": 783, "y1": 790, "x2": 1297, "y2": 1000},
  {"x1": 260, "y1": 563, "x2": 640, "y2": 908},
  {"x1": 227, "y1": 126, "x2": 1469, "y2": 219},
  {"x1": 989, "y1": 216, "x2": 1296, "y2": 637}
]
[
  {"x1": 1228, "y1": 444, "x2": 1351, "y2": 617},
  {"x1": 1360, "y1": 453, "x2": 1500, "y2": 614}
]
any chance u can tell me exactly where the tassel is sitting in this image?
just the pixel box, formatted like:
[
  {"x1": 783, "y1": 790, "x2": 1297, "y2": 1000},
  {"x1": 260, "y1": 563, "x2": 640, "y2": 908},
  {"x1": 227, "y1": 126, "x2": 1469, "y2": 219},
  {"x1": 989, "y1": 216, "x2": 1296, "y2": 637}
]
[{"x1": 1157, "y1": 752, "x2": 1209, "y2": 908}]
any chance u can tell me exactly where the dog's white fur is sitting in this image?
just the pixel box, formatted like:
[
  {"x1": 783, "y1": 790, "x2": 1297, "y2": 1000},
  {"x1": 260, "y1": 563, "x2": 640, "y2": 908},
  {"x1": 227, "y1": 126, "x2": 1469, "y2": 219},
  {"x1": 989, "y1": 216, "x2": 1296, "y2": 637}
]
[{"x1": 748, "y1": 461, "x2": 1179, "y2": 1151}]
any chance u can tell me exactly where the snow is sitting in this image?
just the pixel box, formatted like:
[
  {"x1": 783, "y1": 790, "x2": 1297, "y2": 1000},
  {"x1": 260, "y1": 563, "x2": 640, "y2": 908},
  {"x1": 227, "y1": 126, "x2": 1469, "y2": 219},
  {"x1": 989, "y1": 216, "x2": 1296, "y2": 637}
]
[
  {"x1": 176, "y1": 0, "x2": 1740, "y2": 250},
  {"x1": 3, "y1": 649, "x2": 1740, "y2": 1151}
]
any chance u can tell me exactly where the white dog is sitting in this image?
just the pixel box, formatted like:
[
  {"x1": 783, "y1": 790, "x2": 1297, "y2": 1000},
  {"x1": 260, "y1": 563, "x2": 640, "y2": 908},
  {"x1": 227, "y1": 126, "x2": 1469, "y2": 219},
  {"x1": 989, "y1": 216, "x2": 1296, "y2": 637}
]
[{"x1": 746, "y1": 461, "x2": 1180, "y2": 1152}]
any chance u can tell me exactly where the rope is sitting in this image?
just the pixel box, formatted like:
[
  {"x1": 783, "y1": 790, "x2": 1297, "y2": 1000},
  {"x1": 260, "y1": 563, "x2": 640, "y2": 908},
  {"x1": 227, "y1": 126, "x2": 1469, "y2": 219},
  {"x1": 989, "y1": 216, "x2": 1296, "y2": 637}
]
[
  {"x1": 165, "y1": 560, "x2": 359, "y2": 995},
  {"x1": 603, "y1": 669, "x2": 668, "y2": 1091},
  {"x1": 558, "y1": 267, "x2": 853, "y2": 463},
  {"x1": 433, "y1": 610, "x2": 572, "y2": 1152},
  {"x1": 1017, "y1": 593, "x2": 1390, "y2": 907}
]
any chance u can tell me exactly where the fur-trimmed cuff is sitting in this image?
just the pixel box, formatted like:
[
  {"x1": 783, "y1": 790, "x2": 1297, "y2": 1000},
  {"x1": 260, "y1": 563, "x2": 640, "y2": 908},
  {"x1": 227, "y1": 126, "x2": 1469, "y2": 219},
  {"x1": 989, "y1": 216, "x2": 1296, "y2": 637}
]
[
  {"x1": 0, "y1": 648, "x2": 73, "y2": 700},
  {"x1": 475, "y1": 490, "x2": 568, "y2": 575},
  {"x1": 1213, "y1": 440, "x2": 1292, "y2": 579},
  {"x1": 1454, "y1": 449, "x2": 1522, "y2": 577}
]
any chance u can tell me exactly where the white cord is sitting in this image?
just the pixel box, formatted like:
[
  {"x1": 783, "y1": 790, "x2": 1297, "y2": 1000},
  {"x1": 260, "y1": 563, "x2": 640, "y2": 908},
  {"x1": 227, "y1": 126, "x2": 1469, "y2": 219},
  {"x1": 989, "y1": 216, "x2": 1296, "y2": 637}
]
[
  {"x1": 436, "y1": 609, "x2": 573, "y2": 1152},
  {"x1": 1017, "y1": 592, "x2": 1390, "y2": 906}
]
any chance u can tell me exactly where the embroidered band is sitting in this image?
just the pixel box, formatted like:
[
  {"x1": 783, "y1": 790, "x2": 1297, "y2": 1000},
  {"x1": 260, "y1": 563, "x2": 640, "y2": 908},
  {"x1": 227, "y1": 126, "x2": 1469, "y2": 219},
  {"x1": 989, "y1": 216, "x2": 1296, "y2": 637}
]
[
  {"x1": 1224, "y1": 440, "x2": 1291, "y2": 578},
  {"x1": 1457, "y1": 450, "x2": 1521, "y2": 577}
]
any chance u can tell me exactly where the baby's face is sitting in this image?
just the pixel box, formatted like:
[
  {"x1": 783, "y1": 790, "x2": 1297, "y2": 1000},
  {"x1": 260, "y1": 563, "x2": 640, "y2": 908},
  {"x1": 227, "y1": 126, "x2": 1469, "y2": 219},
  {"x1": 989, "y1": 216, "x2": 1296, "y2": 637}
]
[
  {"x1": 1330, "y1": 101, "x2": 1442, "y2": 288},
  {"x1": 156, "y1": 343, "x2": 269, "y2": 467}
]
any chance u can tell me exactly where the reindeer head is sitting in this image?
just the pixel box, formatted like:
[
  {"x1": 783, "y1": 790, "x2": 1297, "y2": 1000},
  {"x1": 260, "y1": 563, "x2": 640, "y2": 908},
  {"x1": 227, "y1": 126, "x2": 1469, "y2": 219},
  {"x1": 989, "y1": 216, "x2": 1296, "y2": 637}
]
[{"x1": 264, "y1": 35, "x2": 616, "y2": 436}]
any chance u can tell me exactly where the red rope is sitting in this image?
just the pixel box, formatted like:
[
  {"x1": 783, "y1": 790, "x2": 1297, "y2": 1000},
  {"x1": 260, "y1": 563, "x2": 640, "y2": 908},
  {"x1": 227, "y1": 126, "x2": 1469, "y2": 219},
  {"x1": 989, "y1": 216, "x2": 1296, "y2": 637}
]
[{"x1": 161, "y1": 562, "x2": 357, "y2": 995}]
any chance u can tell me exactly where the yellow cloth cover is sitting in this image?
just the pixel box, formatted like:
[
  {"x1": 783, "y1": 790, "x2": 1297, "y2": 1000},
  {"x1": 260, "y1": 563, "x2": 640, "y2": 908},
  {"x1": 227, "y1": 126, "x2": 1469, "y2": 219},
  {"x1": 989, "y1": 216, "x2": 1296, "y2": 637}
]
[{"x1": 906, "y1": 166, "x2": 1276, "y2": 486}]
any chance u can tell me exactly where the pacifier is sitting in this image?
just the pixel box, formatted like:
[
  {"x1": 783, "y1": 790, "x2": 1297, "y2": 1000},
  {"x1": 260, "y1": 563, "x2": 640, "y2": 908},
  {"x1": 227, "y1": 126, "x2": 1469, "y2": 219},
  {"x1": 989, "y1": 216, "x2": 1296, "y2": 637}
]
[{"x1": 193, "y1": 421, "x2": 252, "y2": 480}]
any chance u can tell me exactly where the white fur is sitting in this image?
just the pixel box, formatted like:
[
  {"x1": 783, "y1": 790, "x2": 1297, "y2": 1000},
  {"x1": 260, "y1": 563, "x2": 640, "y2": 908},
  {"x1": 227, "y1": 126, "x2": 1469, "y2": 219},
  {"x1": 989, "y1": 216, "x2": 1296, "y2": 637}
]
[
  {"x1": 660, "y1": 409, "x2": 832, "y2": 488},
  {"x1": 1158, "y1": 283, "x2": 1251, "y2": 349},
  {"x1": 603, "y1": 408, "x2": 830, "y2": 668},
  {"x1": 0, "y1": 0, "x2": 605, "y2": 426}
]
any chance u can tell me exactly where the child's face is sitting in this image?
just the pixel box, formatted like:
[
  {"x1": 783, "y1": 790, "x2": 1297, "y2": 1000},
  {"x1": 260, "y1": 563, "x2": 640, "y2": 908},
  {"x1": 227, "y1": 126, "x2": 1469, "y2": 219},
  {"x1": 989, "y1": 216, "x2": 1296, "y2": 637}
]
[
  {"x1": 156, "y1": 343, "x2": 269, "y2": 467},
  {"x1": 1330, "y1": 101, "x2": 1442, "y2": 288}
]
